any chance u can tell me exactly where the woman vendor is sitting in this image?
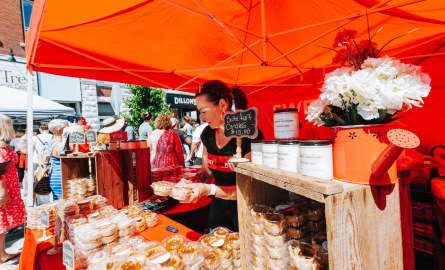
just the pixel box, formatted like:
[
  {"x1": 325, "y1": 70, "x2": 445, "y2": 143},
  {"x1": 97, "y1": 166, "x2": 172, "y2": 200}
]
[{"x1": 178, "y1": 80, "x2": 263, "y2": 232}]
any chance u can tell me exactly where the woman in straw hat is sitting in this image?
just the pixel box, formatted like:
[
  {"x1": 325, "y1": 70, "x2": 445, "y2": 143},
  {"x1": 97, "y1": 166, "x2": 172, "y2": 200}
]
[{"x1": 148, "y1": 114, "x2": 185, "y2": 168}]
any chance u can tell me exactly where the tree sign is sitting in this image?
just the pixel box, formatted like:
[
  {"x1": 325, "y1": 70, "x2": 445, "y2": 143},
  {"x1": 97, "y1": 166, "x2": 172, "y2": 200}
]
[
  {"x1": 224, "y1": 107, "x2": 258, "y2": 139},
  {"x1": 63, "y1": 240, "x2": 75, "y2": 270},
  {"x1": 69, "y1": 131, "x2": 86, "y2": 144},
  {"x1": 85, "y1": 130, "x2": 97, "y2": 143},
  {"x1": 41, "y1": 210, "x2": 49, "y2": 227}
]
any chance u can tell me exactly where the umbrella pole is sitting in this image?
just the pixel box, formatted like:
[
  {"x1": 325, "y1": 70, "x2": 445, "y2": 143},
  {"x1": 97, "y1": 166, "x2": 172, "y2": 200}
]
[{"x1": 27, "y1": 72, "x2": 34, "y2": 207}]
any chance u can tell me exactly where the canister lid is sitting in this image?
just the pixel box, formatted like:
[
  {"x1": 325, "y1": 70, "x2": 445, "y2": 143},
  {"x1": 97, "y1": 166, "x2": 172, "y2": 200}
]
[
  {"x1": 251, "y1": 140, "x2": 263, "y2": 144},
  {"x1": 278, "y1": 140, "x2": 299, "y2": 145},
  {"x1": 299, "y1": 140, "x2": 332, "y2": 146},
  {"x1": 262, "y1": 140, "x2": 278, "y2": 144},
  {"x1": 274, "y1": 108, "x2": 298, "y2": 113}
]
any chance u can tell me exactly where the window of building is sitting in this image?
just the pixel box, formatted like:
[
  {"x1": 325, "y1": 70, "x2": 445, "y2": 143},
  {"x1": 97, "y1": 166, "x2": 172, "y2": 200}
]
[{"x1": 22, "y1": 0, "x2": 33, "y2": 31}]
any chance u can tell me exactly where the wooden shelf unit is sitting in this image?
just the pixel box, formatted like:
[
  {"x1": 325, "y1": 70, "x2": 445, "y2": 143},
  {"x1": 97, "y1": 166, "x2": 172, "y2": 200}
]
[{"x1": 235, "y1": 163, "x2": 413, "y2": 270}]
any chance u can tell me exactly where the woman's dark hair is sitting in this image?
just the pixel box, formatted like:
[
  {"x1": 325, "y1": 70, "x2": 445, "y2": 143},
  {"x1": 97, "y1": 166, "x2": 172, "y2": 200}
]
[
  {"x1": 195, "y1": 80, "x2": 248, "y2": 110},
  {"x1": 142, "y1": 111, "x2": 153, "y2": 121}
]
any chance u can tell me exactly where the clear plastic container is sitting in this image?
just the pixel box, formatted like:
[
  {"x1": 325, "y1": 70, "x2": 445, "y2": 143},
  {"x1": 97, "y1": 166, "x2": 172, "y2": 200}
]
[
  {"x1": 250, "y1": 234, "x2": 264, "y2": 246},
  {"x1": 77, "y1": 199, "x2": 92, "y2": 211},
  {"x1": 74, "y1": 224, "x2": 102, "y2": 248},
  {"x1": 127, "y1": 205, "x2": 145, "y2": 217},
  {"x1": 96, "y1": 220, "x2": 119, "y2": 237},
  {"x1": 227, "y1": 233, "x2": 240, "y2": 250},
  {"x1": 162, "y1": 235, "x2": 187, "y2": 253},
  {"x1": 264, "y1": 243, "x2": 287, "y2": 260},
  {"x1": 151, "y1": 255, "x2": 180, "y2": 270},
  {"x1": 117, "y1": 217, "x2": 136, "y2": 238},
  {"x1": 141, "y1": 212, "x2": 158, "y2": 228},
  {"x1": 87, "y1": 250, "x2": 110, "y2": 265},
  {"x1": 263, "y1": 231, "x2": 287, "y2": 247},
  {"x1": 212, "y1": 228, "x2": 230, "y2": 239},
  {"x1": 180, "y1": 256, "x2": 203, "y2": 270},
  {"x1": 87, "y1": 212, "x2": 103, "y2": 223},
  {"x1": 178, "y1": 242, "x2": 202, "y2": 262},
  {"x1": 133, "y1": 216, "x2": 147, "y2": 233},
  {"x1": 94, "y1": 257, "x2": 122, "y2": 270},
  {"x1": 99, "y1": 206, "x2": 119, "y2": 218},
  {"x1": 305, "y1": 205, "x2": 325, "y2": 221},
  {"x1": 307, "y1": 219, "x2": 326, "y2": 232},
  {"x1": 266, "y1": 255, "x2": 287, "y2": 270},
  {"x1": 286, "y1": 239, "x2": 329, "y2": 270},
  {"x1": 213, "y1": 243, "x2": 232, "y2": 261},
  {"x1": 287, "y1": 226, "x2": 309, "y2": 240},
  {"x1": 151, "y1": 181, "x2": 173, "y2": 197},
  {"x1": 118, "y1": 256, "x2": 145, "y2": 270},
  {"x1": 202, "y1": 248, "x2": 220, "y2": 270},
  {"x1": 171, "y1": 185, "x2": 192, "y2": 201},
  {"x1": 261, "y1": 212, "x2": 286, "y2": 235},
  {"x1": 145, "y1": 246, "x2": 168, "y2": 259}
]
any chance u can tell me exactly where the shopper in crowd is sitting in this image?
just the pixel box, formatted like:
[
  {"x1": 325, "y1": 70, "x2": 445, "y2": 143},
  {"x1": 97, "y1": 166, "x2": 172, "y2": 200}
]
[
  {"x1": 177, "y1": 80, "x2": 264, "y2": 232},
  {"x1": 171, "y1": 118, "x2": 192, "y2": 166},
  {"x1": 121, "y1": 118, "x2": 136, "y2": 141},
  {"x1": 148, "y1": 114, "x2": 184, "y2": 168},
  {"x1": 192, "y1": 119, "x2": 200, "y2": 131},
  {"x1": 190, "y1": 121, "x2": 208, "y2": 165},
  {"x1": 180, "y1": 116, "x2": 193, "y2": 162},
  {"x1": 32, "y1": 124, "x2": 53, "y2": 172},
  {"x1": 138, "y1": 112, "x2": 153, "y2": 141},
  {"x1": 0, "y1": 114, "x2": 26, "y2": 262},
  {"x1": 9, "y1": 131, "x2": 23, "y2": 182},
  {"x1": 47, "y1": 119, "x2": 69, "y2": 201}
]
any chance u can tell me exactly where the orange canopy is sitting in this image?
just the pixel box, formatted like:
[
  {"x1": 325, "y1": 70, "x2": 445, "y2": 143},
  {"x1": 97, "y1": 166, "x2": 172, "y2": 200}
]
[{"x1": 26, "y1": 0, "x2": 445, "y2": 140}]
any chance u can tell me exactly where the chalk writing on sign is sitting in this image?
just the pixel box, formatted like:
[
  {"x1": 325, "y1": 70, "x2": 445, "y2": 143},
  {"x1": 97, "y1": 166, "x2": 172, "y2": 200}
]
[
  {"x1": 69, "y1": 131, "x2": 86, "y2": 144},
  {"x1": 63, "y1": 241, "x2": 75, "y2": 270},
  {"x1": 85, "y1": 130, "x2": 97, "y2": 143},
  {"x1": 224, "y1": 107, "x2": 258, "y2": 139},
  {"x1": 41, "y1": 210, "x2": 49, "y2": 227}
]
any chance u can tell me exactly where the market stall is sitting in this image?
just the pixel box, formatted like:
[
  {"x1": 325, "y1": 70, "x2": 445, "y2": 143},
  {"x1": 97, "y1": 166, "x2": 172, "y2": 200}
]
[{"x1": 23, "y1": 0, "x2": 445, "y2": 269}]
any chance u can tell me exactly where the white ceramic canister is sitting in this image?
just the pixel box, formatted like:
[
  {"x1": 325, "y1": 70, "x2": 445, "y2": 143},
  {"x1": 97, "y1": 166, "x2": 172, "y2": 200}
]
[
  {"x1": 274, "y1": 109, "x2": 299, "y2": 140},
  {"x1": 278, "y1": 140, "x2": 299, "y2": 173},
  {"x1": 299, "y1": 140, "x2": 333, "y2": 180},
  {"x1": 251, "y1": 140, "x2": 263, "y2": 165},
  {"x1": 262, "y1": 140, "x2": 278, "y2": 169}
]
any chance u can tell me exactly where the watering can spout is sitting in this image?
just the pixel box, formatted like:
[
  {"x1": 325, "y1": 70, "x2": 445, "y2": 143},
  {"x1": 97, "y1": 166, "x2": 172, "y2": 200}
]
[{"x1": 371, "y1": 129, "x2": 419, "y2": 177}]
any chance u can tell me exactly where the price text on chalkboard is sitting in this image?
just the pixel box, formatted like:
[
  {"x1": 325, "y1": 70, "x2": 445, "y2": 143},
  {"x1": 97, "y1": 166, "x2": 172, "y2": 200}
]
[
  {"x1": 224, "y1": 107, "x2": 258, "y2": 139},
  {"x1": 63, "y1": 241, "x2": 75, "y2": 270},
  {"x1": 41, "y1": 210, "x2": 49, "y2": 227},
  {"x1": 69, "y1": 131, "x2": 86, "y2": 144},
  {"x1": 85, "y1": 130, "x2": 97, "y2": 143}
]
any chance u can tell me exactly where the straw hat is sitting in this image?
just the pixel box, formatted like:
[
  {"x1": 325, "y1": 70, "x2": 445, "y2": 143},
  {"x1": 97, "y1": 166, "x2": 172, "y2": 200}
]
[{"x1": 98, "y1": 116, "x2": 125, "y2": 134}]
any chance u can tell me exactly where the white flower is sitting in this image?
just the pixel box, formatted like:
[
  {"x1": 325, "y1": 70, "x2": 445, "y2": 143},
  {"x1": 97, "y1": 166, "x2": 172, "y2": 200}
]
[
  {"x1": 306, "y1": 98, "x2": 329, "y2": 126},
  {"x1": 307, "y1": 56, "x2": 431, "y2": 125}
]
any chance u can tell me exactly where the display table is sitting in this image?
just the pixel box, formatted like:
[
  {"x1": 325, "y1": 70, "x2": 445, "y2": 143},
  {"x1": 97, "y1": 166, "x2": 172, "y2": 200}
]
[
  {"x1": 235, "y1": 162, "x2": 413, "y2": 270},
  {"x1": 19, "y1": 214, "x2": 201, "y2": 270}
]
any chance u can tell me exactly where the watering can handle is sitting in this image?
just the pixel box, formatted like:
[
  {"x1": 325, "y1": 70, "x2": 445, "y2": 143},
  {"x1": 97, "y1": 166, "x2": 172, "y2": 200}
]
[{"x1": 371, "y1": 129, "x2": 419, "y2": 177}]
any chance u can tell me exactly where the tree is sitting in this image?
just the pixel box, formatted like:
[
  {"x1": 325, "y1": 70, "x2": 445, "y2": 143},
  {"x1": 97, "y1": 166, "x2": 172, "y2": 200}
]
[{"x1": 122, "y1": 85, "x2": 171, "y2": 131}]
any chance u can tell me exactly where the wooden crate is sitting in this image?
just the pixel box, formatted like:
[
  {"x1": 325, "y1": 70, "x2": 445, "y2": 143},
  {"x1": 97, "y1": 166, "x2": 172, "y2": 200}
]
[
  {"x1": 60, "y1": 149, "x2": 151, "y2": 209},
  {"x1": 235, "y1": 163, "x2": 413, "y2": 270},
  {"x1": 121, "y1": 149, "x2": 151, "y2": 205}
]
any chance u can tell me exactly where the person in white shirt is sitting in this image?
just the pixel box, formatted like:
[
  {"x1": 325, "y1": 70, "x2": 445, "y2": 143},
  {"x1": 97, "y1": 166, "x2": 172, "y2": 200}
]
[
  {"x1": 32, "y1": 124, "x2": 53, "y2": 172},
  {"x1": 190, "y1": 122, "x2": 208, "y2": 165}
]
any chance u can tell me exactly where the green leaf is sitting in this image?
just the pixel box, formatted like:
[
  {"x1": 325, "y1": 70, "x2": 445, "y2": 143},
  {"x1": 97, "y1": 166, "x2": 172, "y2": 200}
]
[
  {"x1": 321, "y1": 116, "x2": 336, "y2": 127},
  {"x1": 333, "y1": 114, "x2": 347, "y2": 126},
  {"x1": 377, "y1": 108, "x2": 387, "y2": 123},
  {"x1": 351, "y1": 103, "x2": 359, "y2": 125}
]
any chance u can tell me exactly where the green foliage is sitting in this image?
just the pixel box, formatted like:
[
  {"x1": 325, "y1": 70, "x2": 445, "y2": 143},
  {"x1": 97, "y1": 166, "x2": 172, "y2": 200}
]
[{"x1": 122, "y1": 85, "x2": 171, "y2": 131}]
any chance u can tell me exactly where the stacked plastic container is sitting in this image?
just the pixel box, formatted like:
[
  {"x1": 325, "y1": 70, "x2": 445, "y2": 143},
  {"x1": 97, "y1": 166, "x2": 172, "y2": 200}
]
[
  {"x1": 287, "y1": 234, "x2": 329, "y2": 270},
  {"x1": 151, "y1": 165, "x2": 202, "y2": 184},
  {"x1": 26, "y1": 202, "x2": 59, "y2": 229},
  {"x1": 66, "y1": 176, "x2": 96, "y2": 201}
]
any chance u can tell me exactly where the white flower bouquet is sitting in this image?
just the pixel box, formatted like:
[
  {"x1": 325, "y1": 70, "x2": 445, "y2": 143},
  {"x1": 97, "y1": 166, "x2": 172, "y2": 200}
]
[{"x1": 307, "y1": 28, "x2": 431, "y2": 126}]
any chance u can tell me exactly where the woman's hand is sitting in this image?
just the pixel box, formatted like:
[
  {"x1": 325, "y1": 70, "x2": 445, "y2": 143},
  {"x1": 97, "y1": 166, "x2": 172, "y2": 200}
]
[{"x1": 177, "y1": 178, "x2": 210, "y2": 203}]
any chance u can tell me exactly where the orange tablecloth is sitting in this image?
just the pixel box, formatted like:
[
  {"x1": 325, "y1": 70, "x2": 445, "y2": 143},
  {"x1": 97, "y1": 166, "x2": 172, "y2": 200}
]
[{"x1": 19, "y1": 214, "x2": 200, "y2": 270}]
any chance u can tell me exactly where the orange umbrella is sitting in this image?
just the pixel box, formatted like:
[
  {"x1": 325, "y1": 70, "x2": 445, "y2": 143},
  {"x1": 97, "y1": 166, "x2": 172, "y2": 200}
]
[{"x1": 26, "y1": 0, "x2": 445, "y2": 138}]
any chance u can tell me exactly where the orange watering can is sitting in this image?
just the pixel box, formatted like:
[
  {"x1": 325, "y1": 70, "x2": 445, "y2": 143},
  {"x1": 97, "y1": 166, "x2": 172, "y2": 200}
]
[{"x1": 331, "y1": 125, "x2": 419, "y2": 185}]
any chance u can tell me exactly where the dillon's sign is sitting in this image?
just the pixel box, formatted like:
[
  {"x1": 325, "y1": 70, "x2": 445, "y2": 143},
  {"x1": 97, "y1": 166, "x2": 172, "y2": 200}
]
[{"x1": 166, "y1": 94, "x2": 196, "y2": 107}]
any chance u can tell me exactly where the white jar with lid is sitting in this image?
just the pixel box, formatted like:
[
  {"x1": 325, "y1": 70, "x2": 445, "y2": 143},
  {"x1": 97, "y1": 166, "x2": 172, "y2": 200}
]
[
  {"x1": 262, "y1": 141, "x2": 278, "y2": 168},
  {"x1": 274, "y1": 109, "x2": 299, "y2": 139},
  {"x1": 251, "y1": 140, "x2": 263, "y2": 165},
  {"x1": 278, "y1": 140, "x2": 299, "y2": 173},
  {"x1": 299, "y1": 140, "x2": 333, "y2": 180}
]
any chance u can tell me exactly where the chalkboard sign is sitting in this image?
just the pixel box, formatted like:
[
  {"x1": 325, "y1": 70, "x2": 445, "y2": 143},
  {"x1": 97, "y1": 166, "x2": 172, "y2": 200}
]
[
  {"x1": 41, "y1": 210, "x2": 49, "y2": 227},
  {"x1": 63, "y1": 240, "x2": 75, "y2": 270},
  {"x1": 69, "y1": 131, "x2": 86, "y2": 144},
  {"x1": 224, "y1": 107, "x2": 258, "y2": 139},
  {"x1": 85, "y1": 130, "x2": 97, "y2": 143}
]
